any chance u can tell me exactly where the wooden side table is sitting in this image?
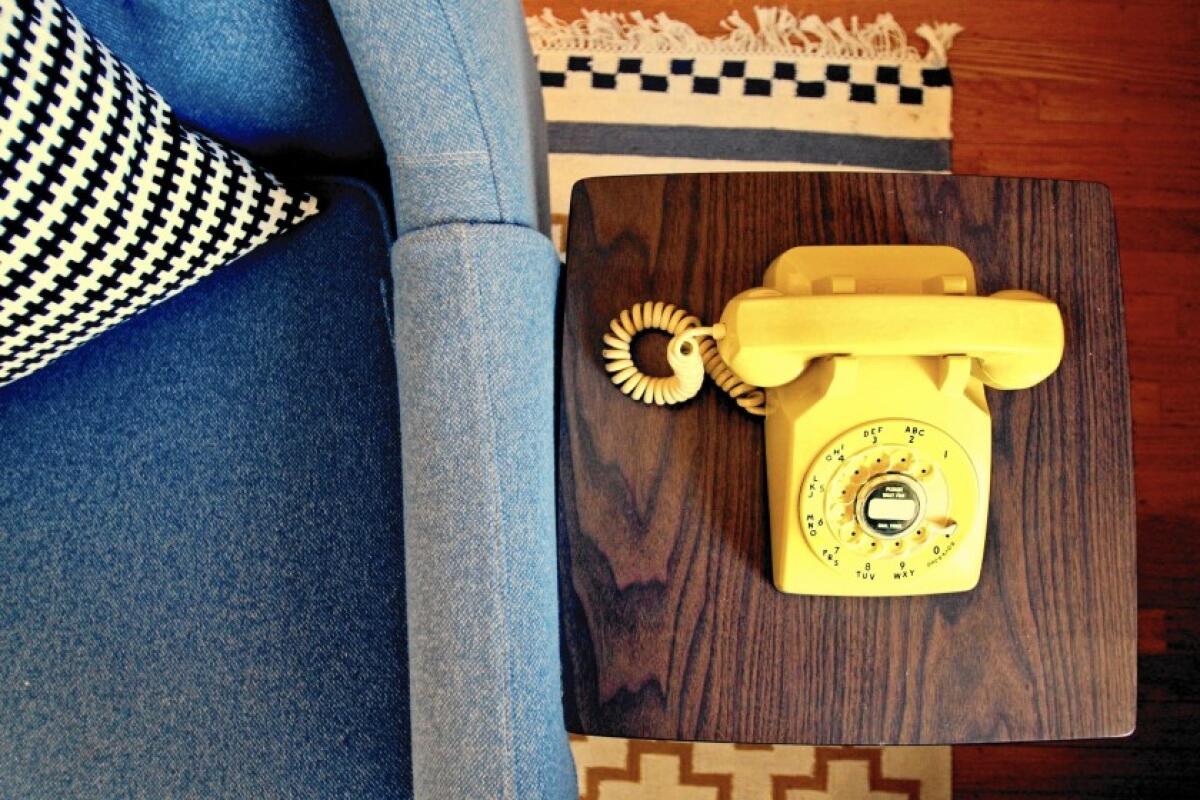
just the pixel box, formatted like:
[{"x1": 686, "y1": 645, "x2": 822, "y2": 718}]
[{"x1": 556, "y1": 173, "x2": 1136, "y2": 745}]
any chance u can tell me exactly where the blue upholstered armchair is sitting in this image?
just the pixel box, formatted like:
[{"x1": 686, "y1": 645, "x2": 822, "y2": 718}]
[{"x1": 0, "y1": 1, "x2": 574, "y2": 797}]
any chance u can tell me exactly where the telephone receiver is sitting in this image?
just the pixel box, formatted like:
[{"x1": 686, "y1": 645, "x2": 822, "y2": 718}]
[
  {"x1": 718, "y1": 288, "x2": 1062, "y2": 390},
  {"x1": 603, "y1": 245, "x2": 1065, "y2": 596}
]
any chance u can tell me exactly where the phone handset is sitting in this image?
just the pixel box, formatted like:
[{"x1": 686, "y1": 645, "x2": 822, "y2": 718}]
[
  {"x1": 601, "y1": 245, "x2": 1065, "y2": 597},
  {"x1": 717, "y1": 288, "x2": 1063, "y2": 390}
]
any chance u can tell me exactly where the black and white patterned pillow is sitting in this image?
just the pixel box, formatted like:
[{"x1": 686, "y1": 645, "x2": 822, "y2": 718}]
[{"x1": 0, "y1": 0, "x2": 319, "y2": 387}]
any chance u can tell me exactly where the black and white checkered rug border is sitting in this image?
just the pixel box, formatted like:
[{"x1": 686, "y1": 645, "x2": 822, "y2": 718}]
[
  {"x1": 537, "y1": 53, "x2": 951, "y2": 105},
  {"x1": 0, "y1": 0, "x2": 318, "y2": 387}
]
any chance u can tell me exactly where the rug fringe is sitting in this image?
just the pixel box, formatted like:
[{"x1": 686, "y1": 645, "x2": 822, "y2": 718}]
[{"x1": 526, "y1": 7, "x2": 962, "y2": 65}]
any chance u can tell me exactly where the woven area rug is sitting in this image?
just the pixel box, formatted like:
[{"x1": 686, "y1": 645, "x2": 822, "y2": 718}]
[
  {"x1": 569, "y1": 736, "x2": 951, "y2": 800},
  {"x1": 530, "y1": 7, "x2": 959, "y2": 799},
  {"x1": 528, "y1": 6, "x2": 960, "y2": 251}
]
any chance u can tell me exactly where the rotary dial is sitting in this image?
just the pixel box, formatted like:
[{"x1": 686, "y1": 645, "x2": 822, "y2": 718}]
[{"x1": 798, "y1": 419, "x2": 979, "y2": 584}]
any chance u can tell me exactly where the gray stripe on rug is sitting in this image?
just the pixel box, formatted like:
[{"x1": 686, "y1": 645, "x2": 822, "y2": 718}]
[{"x1": 548, "y1": 122, "x2": 951, "y2": 171}]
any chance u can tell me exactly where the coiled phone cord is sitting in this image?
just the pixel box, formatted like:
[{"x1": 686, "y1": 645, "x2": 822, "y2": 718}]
[{"x1": 602, "y1": 300, "x2": 766, "y2": 416}]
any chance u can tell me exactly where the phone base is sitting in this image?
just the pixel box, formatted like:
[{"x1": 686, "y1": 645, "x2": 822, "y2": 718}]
[{"x1": 760, "y1": 246, "x2": 992, "y2": 597}]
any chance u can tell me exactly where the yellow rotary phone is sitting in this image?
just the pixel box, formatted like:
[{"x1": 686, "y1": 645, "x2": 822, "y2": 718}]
[{"x1": 602, "y1": 246, "x2": 1064, "y2": 597}]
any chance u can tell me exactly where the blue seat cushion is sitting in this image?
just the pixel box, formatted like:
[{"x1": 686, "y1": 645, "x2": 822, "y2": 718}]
[{"x1": 0, "y1": 181, "x2": 411, "y2": 798}]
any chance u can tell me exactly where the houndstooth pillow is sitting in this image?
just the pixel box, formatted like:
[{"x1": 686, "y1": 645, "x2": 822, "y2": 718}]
[{"x1": 0, "y1": 0, "x2": 319, "y2": 387}]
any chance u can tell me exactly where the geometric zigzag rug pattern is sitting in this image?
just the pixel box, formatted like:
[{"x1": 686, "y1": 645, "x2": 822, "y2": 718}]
[{"x1": 570, "y1": 736, "x2": 951, "y2": 799}]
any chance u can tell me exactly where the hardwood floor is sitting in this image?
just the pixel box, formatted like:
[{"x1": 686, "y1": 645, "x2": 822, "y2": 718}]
[{"x1": 527, "y1": 1, "x2": 1200, "y2": 795}]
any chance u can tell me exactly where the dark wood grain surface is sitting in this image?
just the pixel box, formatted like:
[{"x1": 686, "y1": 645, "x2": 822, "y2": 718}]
[{"x1": 557, "y1": 172, "x2": 1136, "y2": 745}]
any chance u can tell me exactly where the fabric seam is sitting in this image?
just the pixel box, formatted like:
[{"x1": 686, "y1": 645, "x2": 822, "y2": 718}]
[
  {"x1": 455, "y1": 224, "x2": 518, "y2": 800},
  {"x1": 391, "y1": 151, "x2": 490, "y2": 167},
  {"x1": 397, "y1": 218, "x2": 550, "y2": 246},
  {"x1": 434, "y1": 0, "x2": 506, "y2": 222}
]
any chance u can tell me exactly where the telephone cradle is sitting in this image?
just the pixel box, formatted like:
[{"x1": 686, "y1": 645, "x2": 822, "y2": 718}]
[{"x1": 602, "y1": 245, "x2": 1065, "y2": 597}]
